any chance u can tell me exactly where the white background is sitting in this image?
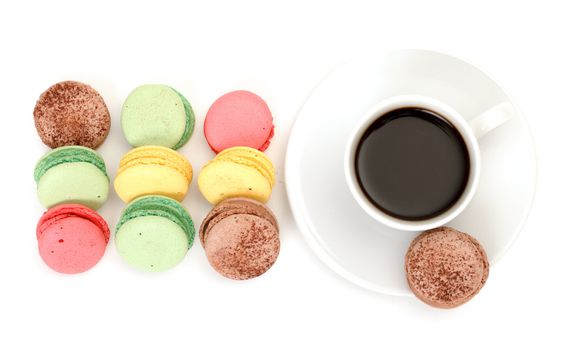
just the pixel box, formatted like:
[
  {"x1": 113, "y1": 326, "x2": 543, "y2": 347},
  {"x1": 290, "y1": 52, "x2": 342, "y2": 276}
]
[{"x1": 1, "y1": 0, "x2": 575, "y2": 348}]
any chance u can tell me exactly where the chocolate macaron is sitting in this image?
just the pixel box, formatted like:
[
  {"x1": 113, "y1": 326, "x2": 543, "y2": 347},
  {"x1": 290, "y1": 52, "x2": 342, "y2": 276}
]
[
  {"x1": 200, "y1": 198, "x2": 280, "y2": 280},
  {"x1": 405, "y1": 227, "x2": 489, "y2": 308},
  {"x1": 34, "y1": 81, "x2": 110, "y2": 149}
]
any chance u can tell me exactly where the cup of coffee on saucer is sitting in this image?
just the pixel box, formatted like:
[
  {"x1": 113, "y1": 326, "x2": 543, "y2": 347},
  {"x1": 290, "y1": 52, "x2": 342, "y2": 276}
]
[{"x1": 344, "y1": 94, "x2": 514, "y2": 231}]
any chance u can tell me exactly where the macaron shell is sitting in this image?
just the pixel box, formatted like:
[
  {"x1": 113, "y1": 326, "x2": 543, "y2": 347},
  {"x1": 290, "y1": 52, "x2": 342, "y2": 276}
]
[
  {"x1": 199, "y1": 197, "x2": 278, "y2": 246},
  {"x1": 118, "y1": 146, "x2": 192, "y2": 183},
  {"x1": 405, "y1": 227, "x2": 489, "y2": 308},
  {"x1": 216, "y1": 146, "x2": 275, "y2": 185},
  {"x1": 114, "y1": 146, "x2": 192, "y2": 203},
  {"x1": 114, "y1": 164, "x2": 189, "y2": 202},
  {"x1": 37, "y1": 204, "x2": 110, "y2": 240},
  {"x1": 34, "y1": 146, "x2": 108, "y2": 183},
  {"x1": 33, "y1": 81, "x2": 110, "y2": 149},
  {"x1": 36, "y1": 204, "x2": 109, "y2": 274},
  {"x1": 115, "y1": 216, "x2": 189, "y2": 272},
  {"x1": 204, "y1": 214, "x2": 280, "y2": 280},
  {"x1": 172, "y1": 89, "x2": 195, "y2": 150},
  {"x1": 38, "y1": 217, "x2": 107, "y2": 274},
  {"x1": 215, "y1": 154, "x2": 275, "y2": 187},
  {"x1": 117, "y1": 195, "x2": 195, "y2": 248},
  {"x1": 121, "y1": 85, "x2": 189, "y2": 149},
  {"x1": 198, "y1": 160, "x2": 272, "y2": 204},
  {"x1": 37, "y1": 162, "x2": 109, "y2": 209},
  {"x1": 204, "y1": 90, "x2": 273, "y2": 152}
]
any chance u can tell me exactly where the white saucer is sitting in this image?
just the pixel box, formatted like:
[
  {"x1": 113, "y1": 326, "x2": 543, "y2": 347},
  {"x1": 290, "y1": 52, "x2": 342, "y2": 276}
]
[{"x1": 285, "y1": 49, "x2": 536, "y2": 296}]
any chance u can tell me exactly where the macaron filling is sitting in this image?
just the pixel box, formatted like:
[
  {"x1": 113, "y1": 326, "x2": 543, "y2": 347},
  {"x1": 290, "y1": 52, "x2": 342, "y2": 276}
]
[
  {"x1": 116, "y1": 195, "x2": 195, "y2": 248},
  {"x1": 34, "y1": 146, "x2": 108, "y2": 183},
  {"x1": 171, "y1": 88, "x2": 195, "y2": 150}
]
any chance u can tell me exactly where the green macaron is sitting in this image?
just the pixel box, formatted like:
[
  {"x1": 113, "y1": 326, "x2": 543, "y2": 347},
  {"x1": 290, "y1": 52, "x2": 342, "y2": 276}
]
[
  {"x1": 34, "y1": 146, "x2": 109, "y2": 210},
  {"x1": 115, "y1": 195, "x2": 195, "y2": 272},
  {"x1": 121, "y1": 84, "x2": 195, "y2": 149}
]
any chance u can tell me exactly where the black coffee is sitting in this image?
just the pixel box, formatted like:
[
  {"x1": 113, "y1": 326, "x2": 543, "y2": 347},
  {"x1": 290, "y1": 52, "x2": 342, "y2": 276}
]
[{"x1": 354, "y1": 108, "x2": 470, "y2": 221}]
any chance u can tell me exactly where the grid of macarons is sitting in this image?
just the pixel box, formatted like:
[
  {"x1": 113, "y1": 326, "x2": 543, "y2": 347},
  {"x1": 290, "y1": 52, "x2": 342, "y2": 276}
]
[{"x1": 33, "y1": 82, "x2": 279, "y2": 280}]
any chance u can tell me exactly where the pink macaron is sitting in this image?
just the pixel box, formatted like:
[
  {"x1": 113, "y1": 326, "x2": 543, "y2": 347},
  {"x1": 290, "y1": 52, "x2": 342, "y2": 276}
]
[
  {"x1": 36, "y1": 204, "x2": 110, "y2": 274},
  {"x1": 204, "y1": 90, "x2": 274, "y2": 153}
]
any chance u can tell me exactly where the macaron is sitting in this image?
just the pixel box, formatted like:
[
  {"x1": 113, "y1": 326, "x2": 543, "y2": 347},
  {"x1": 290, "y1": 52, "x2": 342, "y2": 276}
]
[
  {"x1": 405, "y1": 226, "x2": 490, "y2": 308},
  {"x1": 199, "y1": 197, "x2": 280, "y2": 280},
  {"x1": 115, "y1": 195, "x2": 195, "y2": 272},
  {"x1": 121, "y1": 84, "x2": 195, "y2": 149},
  {"x1": 204, "y1": 90, "x2": 274, "y2": 153},
  {"x1": 34, "y1": 146, "x2": 109, "y2": 210},
  {"x1": 33, "y1": 81, "x2": 110, "y2": 149},
  {"x1": 114, "y1": 146, "x2": 193, "y2": 203},
  {"x1": 198, "y1": 146, "x2": 275, "y2": 204},
  {"x1": 37, "y1": 204, "x2": 110, "y2": 274}
]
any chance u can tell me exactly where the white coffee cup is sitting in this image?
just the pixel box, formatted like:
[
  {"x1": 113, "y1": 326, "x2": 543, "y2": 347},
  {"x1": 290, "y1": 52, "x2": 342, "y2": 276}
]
[{"x1": 344, "y1": 95, "x2": 514, "y2": 231}]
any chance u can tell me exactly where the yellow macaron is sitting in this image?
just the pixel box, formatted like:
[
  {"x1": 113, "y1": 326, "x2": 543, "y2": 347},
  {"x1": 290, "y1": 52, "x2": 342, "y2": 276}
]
[
  {"x1": 198, "y1": 146, "x2": 275, "y2": 204},
  {"x1": 114, "y1": 146, "x2": 193, "y2": 202}
]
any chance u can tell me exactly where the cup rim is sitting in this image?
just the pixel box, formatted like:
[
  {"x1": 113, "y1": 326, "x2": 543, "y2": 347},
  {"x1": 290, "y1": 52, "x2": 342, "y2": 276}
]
[{"x1": 344, "y1": 94, "x2": 481, "y2": 231}]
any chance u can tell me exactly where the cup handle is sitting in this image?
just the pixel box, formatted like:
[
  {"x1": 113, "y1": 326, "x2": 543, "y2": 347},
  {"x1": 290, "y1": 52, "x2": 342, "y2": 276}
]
[{"x1": 469, "y1": 102, "x2": 515, "y2": 139}]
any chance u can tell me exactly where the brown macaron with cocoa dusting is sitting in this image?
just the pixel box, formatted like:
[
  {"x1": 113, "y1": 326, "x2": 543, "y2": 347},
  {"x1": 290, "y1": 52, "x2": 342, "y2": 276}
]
[
  {"x1": 200, "y1": 197, "x2": 280, "y2": 280},
  {"x1": 34, "y1": 81, "x2": 110, "y2": 149},
  {"x1": 405, "y1": 226, "x2": 489, "y2": 308}
]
